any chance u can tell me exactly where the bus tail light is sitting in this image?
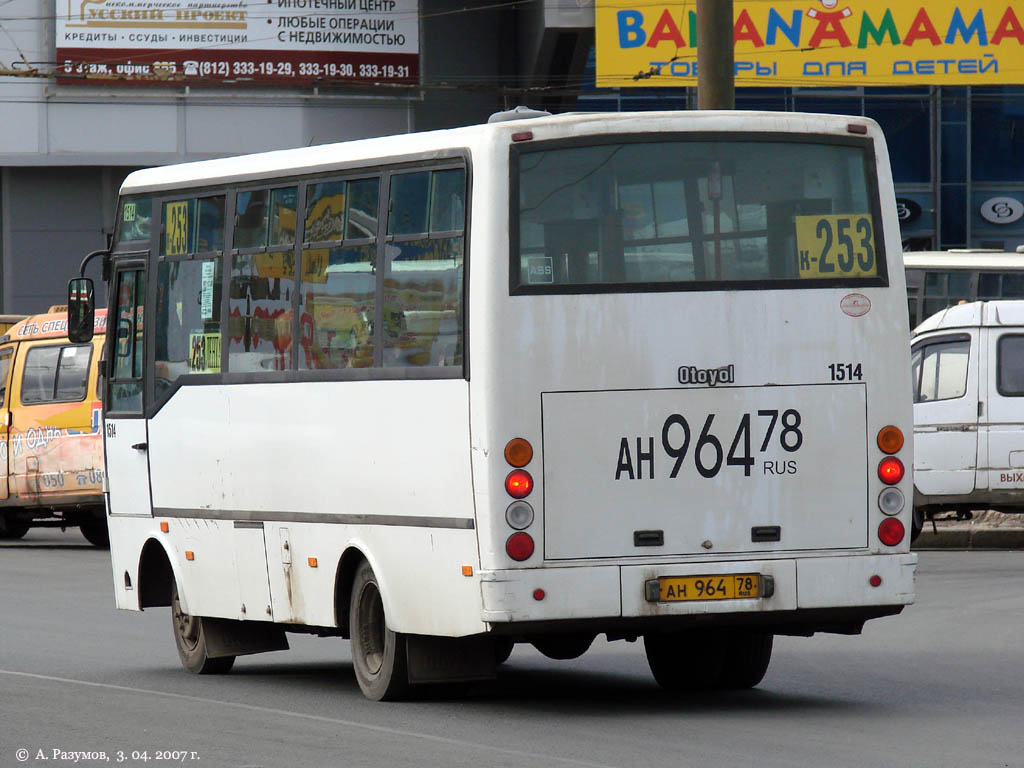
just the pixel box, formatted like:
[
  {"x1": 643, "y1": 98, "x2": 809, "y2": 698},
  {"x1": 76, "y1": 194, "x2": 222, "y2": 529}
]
[
  {"x1": 877, "y1": 457, "x2": 905, "y2": 485},
  {"x1": 505, "y1": 501, "x2": 535, "y2": 530},
  {"x1": 878, "y1": 487, "x2": 905, "y2": 516},
  {"x1": 876, "y1": 426, "x2": 904, "y2": 454},
  {"x1": 878, "y1": 518, "x2": 905, "y2": 546},
  {"x1": 504, "y1": 438, "x2": 533, "y2": 468},
  {"x1": 505, "y1": 469, "x2": 533, "y2": 499},
  {"x1": 506, "y1": 532, "x2": 535, "y2": 561}
]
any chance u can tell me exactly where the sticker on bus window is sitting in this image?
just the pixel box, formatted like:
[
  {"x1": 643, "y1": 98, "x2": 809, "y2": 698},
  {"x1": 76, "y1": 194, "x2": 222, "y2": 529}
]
[
  {"x1": 123, "y1": 202, "x2": 137, "y2": 222},
  {"x1": 795, "y1": 215, "x2": 878, "y2": 279},
  {"x1": 165, "y1": 201, "x2": 190, "y2": 256},
  {"x1": 200, "y1": 261, "x2": 215, "y2": 320},
  {"x1": 189, "y1": 332, "x2": 221, "y2": 373},
  {"x1": 525, "y1": 256, "x2": 554, "y2": 285}
]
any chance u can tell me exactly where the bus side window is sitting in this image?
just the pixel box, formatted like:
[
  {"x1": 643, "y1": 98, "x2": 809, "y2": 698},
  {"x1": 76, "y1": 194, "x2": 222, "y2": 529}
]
[
  {"x1": 383, "y1": 167, "x2": 466, "y2": 369},
  {"x1": 20, "y1": 346, "x2": 61, "y2": 405},
  {"x1": 110, "y1": 269, "x2": 145, "y2": 413},
  {"x1": 913, "y1": 338, "x2": 970, "y2": 403}
]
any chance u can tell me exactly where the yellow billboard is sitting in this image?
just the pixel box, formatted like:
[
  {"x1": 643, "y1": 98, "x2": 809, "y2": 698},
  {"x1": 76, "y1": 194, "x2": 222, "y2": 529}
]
[{"x1": 596, "y1": 1, "x2": 1024, "y2": 87}]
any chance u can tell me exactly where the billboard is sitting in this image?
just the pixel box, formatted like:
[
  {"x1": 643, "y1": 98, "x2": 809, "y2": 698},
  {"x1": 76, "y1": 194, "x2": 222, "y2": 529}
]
[
  {"x1": 56, "y1": 0, "x2": 419, "y2": 87},
  {"x1": 596, "y1": 0, "x2": 1024, "y2": 87}
]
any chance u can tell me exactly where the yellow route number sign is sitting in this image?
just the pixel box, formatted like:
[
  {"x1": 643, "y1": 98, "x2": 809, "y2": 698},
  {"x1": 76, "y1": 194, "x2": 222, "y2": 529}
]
[
  {"x1": 795, "y1": 214, "x2": 878, "y2": 279},
  {"x1": 165, "y1": 201, "x2": 190, "y2": 256}
]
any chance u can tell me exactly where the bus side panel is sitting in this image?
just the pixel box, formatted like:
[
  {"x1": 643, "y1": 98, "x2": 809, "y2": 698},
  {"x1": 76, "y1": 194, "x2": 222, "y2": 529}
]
[{"x1": 142, "y1": 379, "x2": 485, "y2": 636}]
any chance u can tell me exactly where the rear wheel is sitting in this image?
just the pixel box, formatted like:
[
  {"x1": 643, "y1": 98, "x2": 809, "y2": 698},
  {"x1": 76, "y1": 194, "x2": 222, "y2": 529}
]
[
  {"x1": 171, "y1": 580, "x2": 235, "y2": 674},
  {"x1": 644, "y1": 630, "x2": 772, "y2": 691},
  {"x1": 349, "y1": 560, "x2": 408, "y2": 701},
  {"x1": 718, "y1": 632, "x2": 773, "y2": 689},
  {"x1": 79, "y1": 521, "x2": 109, "y2": 548},
  {"x1": 910, "y1": 506, "x2": 924, "y2": 542},
  {"x1": 530, "y1": 633, "x2": 595, "y2": 660}
]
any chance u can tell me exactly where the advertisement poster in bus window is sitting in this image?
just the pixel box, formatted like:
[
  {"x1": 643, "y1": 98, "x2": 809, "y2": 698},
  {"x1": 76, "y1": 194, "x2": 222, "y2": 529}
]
[
  {"x1": 56, "y1": 0, "x2": 419, "y2": 87},
  {"x1": 596, "y1": 0, "x2": 1024, "y2": 87}
]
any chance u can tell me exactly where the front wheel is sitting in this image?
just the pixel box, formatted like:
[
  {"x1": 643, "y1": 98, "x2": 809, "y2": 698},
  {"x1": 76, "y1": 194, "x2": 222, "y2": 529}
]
[
  {"x1": 171, "y1": 581, "x2": 235, "y2": 674},
  {"x1": 349, "y1": 560, "x2": 408, "y2": 701},
  {"x1": 0, "y1": 517, "x2": 29, "y2": 540}
]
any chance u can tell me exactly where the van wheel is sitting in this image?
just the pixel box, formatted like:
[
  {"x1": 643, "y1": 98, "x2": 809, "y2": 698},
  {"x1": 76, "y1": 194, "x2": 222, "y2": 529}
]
[
  {"x1": 171, "y1": 580, "x2": 235, "y2": 674},
  {"x1": 349, "y1": 560, "x2": 408, "y2": 701},
  {"x1": 80, "y1": 521, "x2": 109, "y2": 548},
  {"x1": 910, "y1": 507, "x2": 924, "y2": 542},
  {"x1": 0, "y1": 519, "x2": 29, "y2": 539}
]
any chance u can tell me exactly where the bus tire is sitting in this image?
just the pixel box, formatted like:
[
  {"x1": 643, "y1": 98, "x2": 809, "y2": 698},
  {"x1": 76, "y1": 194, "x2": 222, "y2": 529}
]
[
  {"x1": 910, "y1": 507, "x2": 924, "y2": 542},
  {"x1": 643, "y1": 632, "x2": 725, "y2": 691},
  {"x1": 719, "y1": 632, "x2": 773, "y2": 689},
  {"x1": 349, "y1": 560, "x2": 409, "y2": 701},
  {"x1": 171, "y1": 580, "x2": 235, "y2": 675},
  {"x1": 79, "y1": 521, "x2": 109, "y2": 548},
  {"x1": 494, "y1": 637, "x2": 515, "y2": 664},
  {"x1": 530, "y1": 633, "x2": 595, "y2": 660}
]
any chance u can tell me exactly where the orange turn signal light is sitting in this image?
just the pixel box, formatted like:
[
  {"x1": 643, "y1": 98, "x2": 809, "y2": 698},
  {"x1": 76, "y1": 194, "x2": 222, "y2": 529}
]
[
  {"x1": 160, "y1": 521, "x2": 169, "y2": 533},
  {"x1": 877, "y1": 426, "x2": 904, "y2": 454},
  {"x1": 308, "y1": 557, "x2": 318, "y2": 568},
  {"x1": 462, "y1": 565, "x2": 474, "y2": 577},
  {"x1": 504, "y1": 438, "x2": 534, "y2": 468},
  {"x1": 185, "y1": 551, "x2": 194, "y2": 561}
]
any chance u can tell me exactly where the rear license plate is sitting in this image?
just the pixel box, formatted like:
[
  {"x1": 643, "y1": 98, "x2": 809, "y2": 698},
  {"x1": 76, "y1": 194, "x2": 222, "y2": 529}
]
[{"x1": 650, "y1": 573, "x2": 761, "y2": 602}]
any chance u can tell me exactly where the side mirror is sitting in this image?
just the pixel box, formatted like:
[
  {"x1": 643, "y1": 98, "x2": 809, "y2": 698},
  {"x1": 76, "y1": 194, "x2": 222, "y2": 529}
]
[{"x1": 68, "y1": 277, "x2": 95, "y2": 344}]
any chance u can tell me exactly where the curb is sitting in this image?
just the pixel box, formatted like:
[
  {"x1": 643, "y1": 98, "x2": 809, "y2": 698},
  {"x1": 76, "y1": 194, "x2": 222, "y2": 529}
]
[{"x1": 912, "y1": 527, "x2": 1024, "y2": 550}]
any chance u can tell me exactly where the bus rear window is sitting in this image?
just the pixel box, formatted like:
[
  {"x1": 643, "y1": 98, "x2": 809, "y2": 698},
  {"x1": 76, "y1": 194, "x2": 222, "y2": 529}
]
[{"x1": 512, "y1": 135, "x2": 887, "y2": 294}]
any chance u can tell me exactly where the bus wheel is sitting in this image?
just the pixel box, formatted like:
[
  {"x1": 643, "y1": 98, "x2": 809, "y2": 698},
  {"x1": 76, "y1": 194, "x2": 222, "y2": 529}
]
[
  {"x1": 530, "y1": 633, "x2": 595, "y2": 660},
  {"x1": 79, "y1": 521, "x2": 109, "y2": 548},
  {"x1": 644, "y1": 632, "x2": 726, "y2": 691},
  {"x1": 170, "y1": 580, "x2": 235, "y2": 675},
  {"x1": 494, "y1": 637, "x2": 515, "y2": 664},
  {"x1": 349, "y1": 560, "x2": 409, "y2": 701},
  {"x1": 718, "y1": 632, "x2": 773, "y2": 689}
]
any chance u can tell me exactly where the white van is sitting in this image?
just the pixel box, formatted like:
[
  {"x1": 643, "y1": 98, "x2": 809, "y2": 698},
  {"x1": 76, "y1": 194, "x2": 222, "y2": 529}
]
[{"x1": 911, "y1": 300, "x2": 1024, "y2": 537}]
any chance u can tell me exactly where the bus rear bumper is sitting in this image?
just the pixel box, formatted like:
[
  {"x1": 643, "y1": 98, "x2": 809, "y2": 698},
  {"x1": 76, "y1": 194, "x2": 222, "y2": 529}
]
[{"x1": 480, "y1": 553, "x2": 917, "y2": 626}]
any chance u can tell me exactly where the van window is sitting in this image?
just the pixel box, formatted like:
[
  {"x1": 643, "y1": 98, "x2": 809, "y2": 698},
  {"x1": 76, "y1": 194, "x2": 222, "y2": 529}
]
[
  {"x1": 0, "y1": 348, "x2": 12, "y2": 407},
  {"x1": 997, "y1": 335, "x2": 1024, "y2": 396},
  {"x1": 912, "y1": 337, "x2": 970, "y2": 403},
  {"x1": 21, "y1": 345, "x2": 93, "y2": 404}
]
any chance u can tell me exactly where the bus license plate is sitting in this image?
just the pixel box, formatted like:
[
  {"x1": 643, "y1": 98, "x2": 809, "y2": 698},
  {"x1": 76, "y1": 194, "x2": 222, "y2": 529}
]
[{"x1": 651, "y1": 574, "x2": 761, "y2": 602}]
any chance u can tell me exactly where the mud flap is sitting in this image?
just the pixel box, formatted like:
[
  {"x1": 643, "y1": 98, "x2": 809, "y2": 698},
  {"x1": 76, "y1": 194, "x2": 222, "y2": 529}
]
[
  {"x1": 202, "y1": 618, "x2": 289, "y2": 659},
  {"x1": 405, "y1": 634, "x2": 497, "y2": 684}
]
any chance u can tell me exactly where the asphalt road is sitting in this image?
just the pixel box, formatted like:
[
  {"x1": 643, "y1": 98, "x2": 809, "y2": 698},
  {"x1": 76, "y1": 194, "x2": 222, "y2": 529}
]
[{"x1": 1, "y1": 529, "x2": 1021, "y2": 768}]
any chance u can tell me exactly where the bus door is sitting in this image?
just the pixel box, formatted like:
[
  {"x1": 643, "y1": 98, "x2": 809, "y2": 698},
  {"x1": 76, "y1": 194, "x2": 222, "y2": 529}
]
[
  {"x1": 0, "y1": 346, "x2": 13, "y2": 501},
  {"x1": 104, "y1": 261, "x2": 152, "y2": 517},
  {"x1": 912, "y1": 331, "x2": 979, "y2": 497}
]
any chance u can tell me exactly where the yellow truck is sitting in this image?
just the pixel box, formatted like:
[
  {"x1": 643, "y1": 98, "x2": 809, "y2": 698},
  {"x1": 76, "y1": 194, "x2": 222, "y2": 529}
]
[{"x1": 0, "y1": 307, "x2": 108, "y2": 546}]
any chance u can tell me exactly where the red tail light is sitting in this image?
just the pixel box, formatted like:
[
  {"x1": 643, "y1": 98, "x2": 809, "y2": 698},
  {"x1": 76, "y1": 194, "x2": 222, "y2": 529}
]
[
  {"x1": 877, "y1": 457, "x2": 905, "y2": 485},
  {"x1": 506, "y1": 532, "x2": 535, "y2": 561},
  {"x1": 505, "y1": 469, "x2": 533, "y2": 499},
  {"x1": 878, "y1": 518, "x2": 905, "y2": 546}
]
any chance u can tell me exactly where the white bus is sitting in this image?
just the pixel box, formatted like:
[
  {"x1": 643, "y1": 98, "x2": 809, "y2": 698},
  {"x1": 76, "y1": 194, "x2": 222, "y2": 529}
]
[
  {"x1": 905, "y1": 249, "x2": 1024, "y2": 330},
  {"x1": 69, "y1": 109, "x2": 917, "y2": 700}
]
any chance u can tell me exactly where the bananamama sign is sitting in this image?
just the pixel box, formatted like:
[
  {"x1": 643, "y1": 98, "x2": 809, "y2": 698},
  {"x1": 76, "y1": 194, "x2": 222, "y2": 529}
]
[{"x1": 595, "y1": 0, "x2": 1024, "y2": 87}]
